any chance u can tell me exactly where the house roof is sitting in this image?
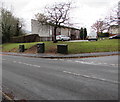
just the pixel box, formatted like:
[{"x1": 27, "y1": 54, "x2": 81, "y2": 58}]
[{"x1": 31, "y1": 19, "x2": 80, "y2": 31}]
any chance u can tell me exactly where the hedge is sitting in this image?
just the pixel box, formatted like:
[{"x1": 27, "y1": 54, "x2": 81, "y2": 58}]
[{"x1": 10, "y1": 34, "x2": 40, "y2": 43}]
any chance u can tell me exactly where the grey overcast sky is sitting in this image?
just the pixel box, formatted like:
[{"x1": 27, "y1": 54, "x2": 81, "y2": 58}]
[{"x1": 1, "y1": 0, "x2": 119, "y2": 33}]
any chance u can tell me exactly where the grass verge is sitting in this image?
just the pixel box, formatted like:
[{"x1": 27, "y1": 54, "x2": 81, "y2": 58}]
[{"x1": 1, "y1": 39, "x2": 119, "y2": 54}]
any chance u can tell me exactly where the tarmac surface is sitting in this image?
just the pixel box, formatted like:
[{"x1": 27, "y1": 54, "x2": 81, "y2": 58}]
[{"x1": 2, "y1": 54, "x2": 118, "y2": 100}]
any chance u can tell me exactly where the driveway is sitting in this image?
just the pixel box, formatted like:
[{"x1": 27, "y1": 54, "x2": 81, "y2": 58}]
[{"x1": 66, "y1": 40, "x2": 88, "y2": 42}]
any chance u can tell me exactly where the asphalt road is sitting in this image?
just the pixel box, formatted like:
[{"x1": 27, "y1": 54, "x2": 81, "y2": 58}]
[{"x1": 2, "y1": 55, "x2": 118, "y2": 100}]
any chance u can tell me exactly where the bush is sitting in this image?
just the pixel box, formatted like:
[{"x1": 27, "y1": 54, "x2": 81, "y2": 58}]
[{"x1": 98, "y1": 32, "x2": 109, "y2": 37}]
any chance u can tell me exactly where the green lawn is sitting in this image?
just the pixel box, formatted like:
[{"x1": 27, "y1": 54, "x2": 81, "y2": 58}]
[{"x1": 2, "y1": 39, "x2": 119, "y2": 54}]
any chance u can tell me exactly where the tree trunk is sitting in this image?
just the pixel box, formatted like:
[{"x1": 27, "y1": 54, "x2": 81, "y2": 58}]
[{"x1": 53, "y1": 26, "x2": 58, "y2": 43}]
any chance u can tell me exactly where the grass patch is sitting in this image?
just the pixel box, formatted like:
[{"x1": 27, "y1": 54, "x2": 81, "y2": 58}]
[
  {"x1": 2, "y1": 39, "x2": 119, "y2": 54},
  {"x1": 2, "y1": 42, "x2": 39, "y2": 52}
]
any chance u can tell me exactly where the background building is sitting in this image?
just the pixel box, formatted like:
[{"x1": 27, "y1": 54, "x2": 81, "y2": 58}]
[
  {"x1": 108, "y1": 25, "x2": 119, "y2": 36},
  {"x1": 31, "y1": 19, "x2": 80, "y2": 41}
]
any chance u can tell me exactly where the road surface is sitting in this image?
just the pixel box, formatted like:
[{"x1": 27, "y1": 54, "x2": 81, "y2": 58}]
[{"x1": 2, "y1": 55, "x2": 118, "y2": 100}]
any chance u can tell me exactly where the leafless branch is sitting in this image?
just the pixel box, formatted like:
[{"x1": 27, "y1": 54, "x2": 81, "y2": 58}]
[{"x1": 35, "y1": 2, "x2": 73, "y2": 43}]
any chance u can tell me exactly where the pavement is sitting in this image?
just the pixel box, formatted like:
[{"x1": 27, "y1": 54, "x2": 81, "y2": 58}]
[{"x1": 1, "y1": 51, "x2": 119, "y2": 59}]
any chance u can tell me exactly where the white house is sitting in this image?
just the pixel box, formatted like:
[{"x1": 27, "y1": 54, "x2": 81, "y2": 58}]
[
  {"x1": 108, "y1": 25, "x2": 119, "y2": 36},
  {"x1": 31, "y1": 19, "x2": 80, "y2": 41}
]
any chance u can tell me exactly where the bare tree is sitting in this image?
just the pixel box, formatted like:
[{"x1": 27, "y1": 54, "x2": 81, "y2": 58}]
[
  {"x1": 118, "y1": 1, "x2": 120, "y2": 25},
  {"x1": 35, "y1": 13, "x2": 48, "y2": 24},
  {"x1": 105, "y1": 4, "x2": 119, "y2": 25},
  {"x1": 92, "y1": 2, "x2": 120, "y2": 37},
  {"x1": 91, "y1": 20, "x2": 109, "y2": 36},
  {"x1": 36, "y1": 2, "x2": 72, "y2": 43}
]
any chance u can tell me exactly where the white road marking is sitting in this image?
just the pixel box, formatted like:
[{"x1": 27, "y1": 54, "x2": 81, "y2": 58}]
[
  {"x1": 22, "y1": 63, "x2": 41, "y2": 67},
  {"x1": 46, "y1": 59, "x2": 118, "y2": 67},
  {"x1": 12, "y1": 61, "x2": 41, "y2": 68},
  {"x1": 63, "y1": 71, "x2": 119, "y2": 84},
  {"x1": 22, "y1": 63, "x2": 28, "y2": 65},
  {"x1": 25, "y1": 63, "x2": 32, "y2": 66},
  {"x1": 52, "y1": 59, "x2": 58, "y2": 60},
  {"x1": 75, "y1": 61, "x2": 95, "y2": 64},
  {"x1": 32, "y1": 65, "x2": 41, "y2": 67},
  {"x1": 18, "y1": 62, "x2": 22, "y2": 64},
  {"x1": 110, "y1": 64, "x2": 118, "y2": 66},
  {"x1": 59, "y1": 59, "x2": 64, "y2": 61},
  {"x1": 13, "y1": 61, "x2": 17, "y2": 63},
  {"x1": 75, "y1": 61, "x2": 107, "y2": 65},
  {"x1": 67, "y1": 60, "x2": 73, "y2": 62},
  {"x1": 74, "y1": 60, "x2": 118, "y2": 67},
  {"x1": 48, "y1": 59, "x2": 58, "y2": 61},
  {"x1": 2, "y1": 59, "x2": 6, "y2": 61}
]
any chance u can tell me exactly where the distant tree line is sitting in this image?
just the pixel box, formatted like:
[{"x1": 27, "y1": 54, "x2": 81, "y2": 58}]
[{"x1": 1, "y1": 7, "x2": 25, "y2": 43}]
